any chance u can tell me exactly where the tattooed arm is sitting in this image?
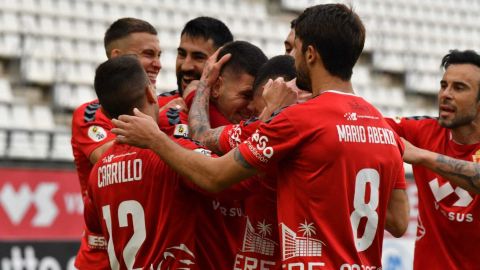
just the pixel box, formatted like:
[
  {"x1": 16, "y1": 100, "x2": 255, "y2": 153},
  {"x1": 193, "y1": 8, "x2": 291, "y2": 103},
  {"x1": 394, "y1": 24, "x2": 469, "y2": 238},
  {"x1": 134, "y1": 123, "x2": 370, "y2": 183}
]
[
  {"x1": 188, "y1": 49, "x2": 231, "y2": 154},
  {"x1": 403, "y1": 138, "x2": 480, "y2": 194},
  {"x1": 112, "y1": 109, "x2": 256, "y2": 192}
]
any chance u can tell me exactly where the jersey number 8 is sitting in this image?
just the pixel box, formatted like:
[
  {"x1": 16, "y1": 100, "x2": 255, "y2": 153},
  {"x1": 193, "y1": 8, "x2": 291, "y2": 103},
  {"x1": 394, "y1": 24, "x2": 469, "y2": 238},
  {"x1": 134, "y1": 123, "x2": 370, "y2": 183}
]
[{"x1": 350, "y1": 168, "x2": 379, "y2": 252}]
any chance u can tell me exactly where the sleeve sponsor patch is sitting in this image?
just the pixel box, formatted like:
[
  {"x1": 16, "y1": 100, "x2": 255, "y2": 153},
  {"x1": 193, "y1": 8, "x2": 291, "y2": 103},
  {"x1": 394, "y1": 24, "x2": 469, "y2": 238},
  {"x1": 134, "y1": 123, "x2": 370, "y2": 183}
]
[{"x1": 88, "y1": 125, "x2": 108, "y2": 142}]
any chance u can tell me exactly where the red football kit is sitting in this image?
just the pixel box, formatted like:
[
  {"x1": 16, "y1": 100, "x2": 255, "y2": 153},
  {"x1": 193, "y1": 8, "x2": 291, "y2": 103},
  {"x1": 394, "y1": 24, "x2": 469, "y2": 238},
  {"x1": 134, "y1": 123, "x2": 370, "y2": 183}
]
[
  {"x1": 220, "y1": 118, "x2": 281, "y2": 269},
  {"x1": 85, "y1": 139, "x2": 209, "y2": 269},
  {"x1": 238, "y1": 91, "x2": 406, "y2": 269},
  {"x1": 71, "y1": 100, "x2": 114, "y2": 269},
  {"x1": 386, "y1": 116, "x2": 480, "y2": 270},
  {"x1": 157, "y1": 89, "x2": 180, "y2": 108}
]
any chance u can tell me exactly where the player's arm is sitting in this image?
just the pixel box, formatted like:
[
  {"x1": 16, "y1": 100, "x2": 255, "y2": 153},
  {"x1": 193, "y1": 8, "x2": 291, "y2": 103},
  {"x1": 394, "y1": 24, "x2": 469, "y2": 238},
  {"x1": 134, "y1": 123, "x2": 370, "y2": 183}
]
[
  {"x1": 403, "y1": 138, "x2": 480, "y2": 194},
  {"x1": 188, "y1": 49, "x2": 231, "y2": 154},
  {"x1": 385, "y1": 189, "x2": 409, "y2": 237},
  {"x1": 113, "y1": 109, "x2": 257, "y2": 192}
]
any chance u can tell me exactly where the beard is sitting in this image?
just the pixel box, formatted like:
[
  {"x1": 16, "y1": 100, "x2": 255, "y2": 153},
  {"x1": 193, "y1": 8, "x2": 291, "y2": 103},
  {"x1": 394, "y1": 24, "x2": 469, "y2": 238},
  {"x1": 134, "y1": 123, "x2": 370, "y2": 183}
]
[
  {"x1": 176, "y1": 70, "x2": 201, "y2": 95},
  {"x1": 438, "y1": 113, "x2": 476, "y2": 129},
  {"x1": 295, "y1": 62, "x2": 312, "y2": 92}
]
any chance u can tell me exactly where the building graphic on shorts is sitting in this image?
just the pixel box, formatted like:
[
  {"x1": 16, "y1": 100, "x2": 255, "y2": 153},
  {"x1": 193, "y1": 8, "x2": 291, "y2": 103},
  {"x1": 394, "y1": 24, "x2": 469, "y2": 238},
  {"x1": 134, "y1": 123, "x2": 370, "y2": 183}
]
[
  {"x1": 241, "y1": 218, "x2": 277, "y2": 256},
  {"x1": 281, "y1": 220, "x2": 325, "y2": 260}
]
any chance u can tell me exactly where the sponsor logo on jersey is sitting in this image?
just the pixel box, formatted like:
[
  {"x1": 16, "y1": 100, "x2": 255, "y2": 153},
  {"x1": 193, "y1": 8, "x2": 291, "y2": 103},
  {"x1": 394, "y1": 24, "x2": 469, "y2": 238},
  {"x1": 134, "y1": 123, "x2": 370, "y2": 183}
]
[
  {"x1": 87, "y1": 233, "x2": 107, "y2": 250},
  {"x1": 428, "y1": 178, "x2": 474, "y2": 223},
  {"x1": 87, "y1": 125, "x2": 107, "y2": 142},
  {"x1": 193, "y1": 148, "x2": 212, "y2": 157},
  {"x1": 234, "y1": 218, "x2": 277, "y2": 269},
  {"x1": 155, "y1": 243, "x2": 196, "y2": 269},
  {"x1": 344, "y1": 112, "x2": 357, "y2": 121},
  {"x1": 173, "y1": 124, "x2": 189, "y2": 138},
  {"x1": 248, "y1": 129, "x2": 274, "y2": 160},
  {"x1": 281, "y1": 222, "x2": 326, "y2": 268}
]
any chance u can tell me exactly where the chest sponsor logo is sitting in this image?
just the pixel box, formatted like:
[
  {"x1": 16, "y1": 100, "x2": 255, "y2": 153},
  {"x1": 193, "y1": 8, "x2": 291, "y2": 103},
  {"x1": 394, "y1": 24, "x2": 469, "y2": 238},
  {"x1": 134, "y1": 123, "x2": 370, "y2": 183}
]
[
  {"x1": 234, "y1": 218, "x2": 277, "y2": 269},
  {"x1": 87, "y1": 125, "x2": 107, "y2": 142},
  {"x1": 212, "y1": 200, "x2": 243, "y2": 217},
  {"x1": 281, "y1": 221, "x2": 326, "y2": 269},
  {"x1": 428, "y1": 178, "x2": 474, "y2": 223}
]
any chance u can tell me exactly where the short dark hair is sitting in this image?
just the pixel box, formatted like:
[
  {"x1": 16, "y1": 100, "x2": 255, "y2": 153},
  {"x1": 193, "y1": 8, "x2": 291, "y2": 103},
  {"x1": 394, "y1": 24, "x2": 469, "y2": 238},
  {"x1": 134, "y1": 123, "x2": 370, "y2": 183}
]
[
  {"x1": 253, "y1": 55, "x2": 296, "y2": 95},
  {"x1": 441, "y1": 50, "x2": 480, "y2": 70},
  {"x1": 104, "y1": 17, "x2": 157, "y2": 57},
  {"x1": 217, "y1": 41, "x2": 268, "y2": 78},
  {"x1": 295, "y1": 4, "x2": 365, "y2": 81},
  {"x1": 181, "y1": 17, "x2": 233, "y2": 49},
  {"x1": 94, "y1": 55, "x2": 149, "y2": 119},
  {"x1": 290, "y1": 18, "x2": 297, "y2": 29}
]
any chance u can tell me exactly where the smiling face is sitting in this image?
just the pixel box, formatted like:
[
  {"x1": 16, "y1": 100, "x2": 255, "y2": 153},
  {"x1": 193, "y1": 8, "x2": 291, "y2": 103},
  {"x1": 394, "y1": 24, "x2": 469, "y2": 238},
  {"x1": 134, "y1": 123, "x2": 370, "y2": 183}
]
[
  {"x1": 212, "y1": 70, "x2": 255, "y2": 124},
  {"x1": 113, "y1": 32, "x2": 162, "y2": 85},
  {"x1": 438, "y1": 64, "x2": 480, "y2": 129},
  {"x1": 176, "y1": 35, "x2": 217, "y2": 93}
]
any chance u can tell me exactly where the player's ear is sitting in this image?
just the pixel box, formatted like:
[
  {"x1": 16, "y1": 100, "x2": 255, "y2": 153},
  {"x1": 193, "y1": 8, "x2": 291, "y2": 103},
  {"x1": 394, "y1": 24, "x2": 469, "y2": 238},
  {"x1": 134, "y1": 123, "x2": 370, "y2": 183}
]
[
  {"x1": 305, "y1": 45, "x2": 317, "y2": 65},
  {"x1": 211, "y1": 75, "x2": 223, "y2": 99},
  {"x1": 110, "y1": 49, "x2": 122, "y2": 58}
]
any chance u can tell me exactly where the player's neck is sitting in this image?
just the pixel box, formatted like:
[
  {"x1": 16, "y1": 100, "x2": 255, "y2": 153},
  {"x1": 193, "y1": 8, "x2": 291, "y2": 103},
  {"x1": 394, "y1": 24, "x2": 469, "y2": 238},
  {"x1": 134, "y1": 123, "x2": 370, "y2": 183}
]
[
  {"x1": 451, "y1": 121, "x2": 480, "y2": 145},
  {"x1": 311, "y1": 75, "x2": 354, "y2": 97}
]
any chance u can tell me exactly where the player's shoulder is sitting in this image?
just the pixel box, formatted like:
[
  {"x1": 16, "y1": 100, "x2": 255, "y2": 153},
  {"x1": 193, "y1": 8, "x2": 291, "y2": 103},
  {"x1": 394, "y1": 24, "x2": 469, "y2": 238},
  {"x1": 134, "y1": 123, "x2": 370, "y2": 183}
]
[
  {"x1": 72, "y1": 99, "x2": 106, "y2": 123},
  {"x1": 173, "y1": 137, "x2": 214, "y2": 156},
  {"x1": 158, "y1": 89, "x2": 179, "y2": 98},
  {"x1": 392, "y1": 115, "x2": 438, "y2": 126}
]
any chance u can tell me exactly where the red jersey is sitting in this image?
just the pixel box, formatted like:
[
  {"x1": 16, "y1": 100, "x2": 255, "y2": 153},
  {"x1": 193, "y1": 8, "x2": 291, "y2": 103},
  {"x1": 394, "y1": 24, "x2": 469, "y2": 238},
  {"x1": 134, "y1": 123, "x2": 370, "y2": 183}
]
[
  {"x1": 85, "y1": 139, "x2": 208, "y2": 269},
  {"x1": 238, "y1": 91, "x2": 405, "y2": 269},
  {"x1": 157, "y1": 89, "x2": 180, "y2": 108},
  {"x1": 386, "y1": 116, "x2": 480, "y2": 270},
  {"x1": 71, "y1": 100, "x2": 114, "y2": 269},
  {"x1": 221, "y1": 118, "x2": 281, "y2": 269}
]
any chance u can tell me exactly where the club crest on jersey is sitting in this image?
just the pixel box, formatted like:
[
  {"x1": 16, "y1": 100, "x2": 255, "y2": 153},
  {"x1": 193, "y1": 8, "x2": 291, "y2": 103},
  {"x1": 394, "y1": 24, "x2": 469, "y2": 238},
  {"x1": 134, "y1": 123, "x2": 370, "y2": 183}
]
[
  {"x1": 88, "y1": 125, "x2": 107, "y2": 142},
  {"x1": 173, "y1": 124, "x2": 189, "y2": 138},
  {"x1": 472, "y1": 149, "x2": 480, "y2": 163}
]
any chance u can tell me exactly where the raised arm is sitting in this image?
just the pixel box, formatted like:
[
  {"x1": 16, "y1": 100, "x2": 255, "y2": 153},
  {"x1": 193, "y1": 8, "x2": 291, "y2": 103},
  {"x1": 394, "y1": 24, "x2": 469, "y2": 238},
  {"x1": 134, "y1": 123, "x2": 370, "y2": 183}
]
[
  {"x1": 112, "y1": 109, "x2": 256, "y2": 192},
  {"x1": 403, "y1": 138, "x2": 480, "y2": 194},
  {"x1": 188, "y1": 50, "x2": 231, "y2": 154}
]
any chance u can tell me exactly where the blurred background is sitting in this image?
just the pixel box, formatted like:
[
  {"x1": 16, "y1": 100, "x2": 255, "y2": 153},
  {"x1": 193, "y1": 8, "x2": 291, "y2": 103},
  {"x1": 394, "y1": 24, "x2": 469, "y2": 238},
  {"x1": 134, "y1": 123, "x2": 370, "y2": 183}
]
[{"x1": 1, "y1": 0, "x2": 479, "y2": 269}]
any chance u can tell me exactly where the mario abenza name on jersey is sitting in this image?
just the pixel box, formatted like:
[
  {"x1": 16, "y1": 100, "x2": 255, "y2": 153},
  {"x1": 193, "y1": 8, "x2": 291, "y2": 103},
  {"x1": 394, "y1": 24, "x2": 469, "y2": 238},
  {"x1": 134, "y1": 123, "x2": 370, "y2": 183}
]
[
  {"x1": 336, "y1": 124, "x2": 396, "y2": 146},
  {"x1": 97, "y1": 158, "x2": 142, "y2": 188}
]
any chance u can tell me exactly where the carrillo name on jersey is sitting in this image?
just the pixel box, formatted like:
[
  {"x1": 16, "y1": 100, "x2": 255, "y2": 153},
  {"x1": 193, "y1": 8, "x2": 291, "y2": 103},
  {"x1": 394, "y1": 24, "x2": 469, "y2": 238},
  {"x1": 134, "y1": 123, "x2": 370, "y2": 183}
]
[
  {"x1": 97, "y1": 158, "x2": 143, "y2": 188},
  {"x1": 336, "y1": 124, "x2": 397, "y2": 146}
]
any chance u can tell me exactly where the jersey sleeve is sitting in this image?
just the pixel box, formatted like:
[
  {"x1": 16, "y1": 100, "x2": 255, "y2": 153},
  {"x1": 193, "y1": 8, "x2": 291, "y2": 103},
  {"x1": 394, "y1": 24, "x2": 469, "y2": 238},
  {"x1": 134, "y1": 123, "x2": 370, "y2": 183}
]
[
  {"x1": 157, "y1": 108, "x2": 189, "y2": 137},
  {"x1": 237, "y1": 112, "x2": 301, "y2": 171},
  {"x1": 82, "y1": 189, "x2": 107, "y2": 250},
  {"x1": 219, "y1": 119, "x2": 261, "y2": 153},
  {"x1": 71, "y1": 104, "x2": 116, "y2": 159}
]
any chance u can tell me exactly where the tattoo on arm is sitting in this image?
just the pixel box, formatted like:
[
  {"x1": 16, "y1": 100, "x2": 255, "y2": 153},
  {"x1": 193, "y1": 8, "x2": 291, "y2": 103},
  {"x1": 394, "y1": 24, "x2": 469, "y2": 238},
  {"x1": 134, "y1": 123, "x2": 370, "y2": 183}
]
[
  {"x1": 435, "y1": 154, "x2": 480, "y2": 192},
  {"x1": 234, "y1": 148, "x2": 253, "y2": 169},
  {"x1": 189, "y1": 81, "x2": 211, "y2": 140},
  {"x1": 203, "y1": 127, "x2": 225, "y2": 155}
]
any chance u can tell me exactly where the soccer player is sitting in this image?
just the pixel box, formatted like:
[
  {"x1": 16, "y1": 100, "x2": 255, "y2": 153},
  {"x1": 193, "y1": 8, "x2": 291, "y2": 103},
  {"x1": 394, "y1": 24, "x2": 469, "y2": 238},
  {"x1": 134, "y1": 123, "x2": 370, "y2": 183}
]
[
  {"x1": 386, "y1": 49, "x2": 480, "y2": 270},
  {"x1": 86, "y1": 55, "x2": 214, "y2": 269},
  {"x1": 111, "y1": 4, "x2": 408, "y2": 269},
  {"x1": 71, "y1": 17, "x2": 161, "y2": 269},
  {"x1": 157, "y1": 16, "x2": 233, "y2": 110}
]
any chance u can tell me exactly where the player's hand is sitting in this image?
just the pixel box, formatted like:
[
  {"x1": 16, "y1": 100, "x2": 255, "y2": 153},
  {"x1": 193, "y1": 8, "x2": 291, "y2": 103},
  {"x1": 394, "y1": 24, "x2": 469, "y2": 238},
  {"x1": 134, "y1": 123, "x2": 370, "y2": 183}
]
[
  {"x1": 262, "y1": 77, "x2": 298, "y2": 111},
  {"x1": 111, "y1": 108, "x2": 163, "y2": 149},
  {"x1": 200, "y1": 48, "x2": 231, "y2": 88},
  {"x1": 182, "y1": 80, "x2": 200, "y2": 99},
  {"x1": 159, "y1": 97, "x2": 188, "y2": 113}
]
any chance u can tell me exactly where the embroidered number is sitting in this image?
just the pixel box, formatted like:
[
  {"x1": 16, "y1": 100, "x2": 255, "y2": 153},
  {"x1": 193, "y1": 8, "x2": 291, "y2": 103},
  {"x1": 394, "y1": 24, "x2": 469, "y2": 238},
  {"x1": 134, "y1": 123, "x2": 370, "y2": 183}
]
[
  {"x1": 102, "y1": 200, "x2": 146, "y2": 270},
  {"x1": 350, "y1": 168, "x2": 380, "y2": 252}
]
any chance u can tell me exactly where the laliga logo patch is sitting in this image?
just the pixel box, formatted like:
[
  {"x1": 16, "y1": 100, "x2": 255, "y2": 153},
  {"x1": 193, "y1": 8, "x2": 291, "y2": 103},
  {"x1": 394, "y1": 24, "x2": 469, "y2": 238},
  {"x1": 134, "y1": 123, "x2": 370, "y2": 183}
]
[
  {"x1": 87, "y1": 125, "x2": 107, "y2": 142},
  {"x1": 472, "y1": 149, "x2": 480, "y2": 163},
  {"x1": 174, "y1": 124, "x2": 189, "y2": 138},
  {"x1": 344, "y1": 112, "x2": 357, "y2": 121}
]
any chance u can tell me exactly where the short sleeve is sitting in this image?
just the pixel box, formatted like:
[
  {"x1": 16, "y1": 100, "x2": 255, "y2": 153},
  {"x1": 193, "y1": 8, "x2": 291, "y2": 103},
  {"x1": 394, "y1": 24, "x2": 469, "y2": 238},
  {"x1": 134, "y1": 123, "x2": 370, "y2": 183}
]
[
  {"x1": 237, "y1": 112, "x2": 301, "y2": 171},
  {"x1": 71, "y1": 103, "x2": 116, "y2": 159}
]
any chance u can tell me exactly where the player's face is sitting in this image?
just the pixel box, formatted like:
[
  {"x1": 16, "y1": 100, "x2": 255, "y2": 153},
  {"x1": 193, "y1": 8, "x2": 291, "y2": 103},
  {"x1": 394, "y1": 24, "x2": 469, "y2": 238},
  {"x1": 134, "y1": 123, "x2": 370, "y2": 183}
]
[
  {"x1": 284, "y1": 29, "x2": 295, "y2": 56},
  {"x1": 438, "y1": 64, "x2": 480, "y2": 128},
  {"x1": 213, "y1": 71, "x2": 255, "y2": 124},
  {"x1": 176, "y1": 35, "x2": 216, "y2": 92},
  {"x1": 120, "y1": 32, "x2": 162, "y2": 85},
  {"x1": 293, "y1": 38, "x2": 312, "y2": 92}
]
